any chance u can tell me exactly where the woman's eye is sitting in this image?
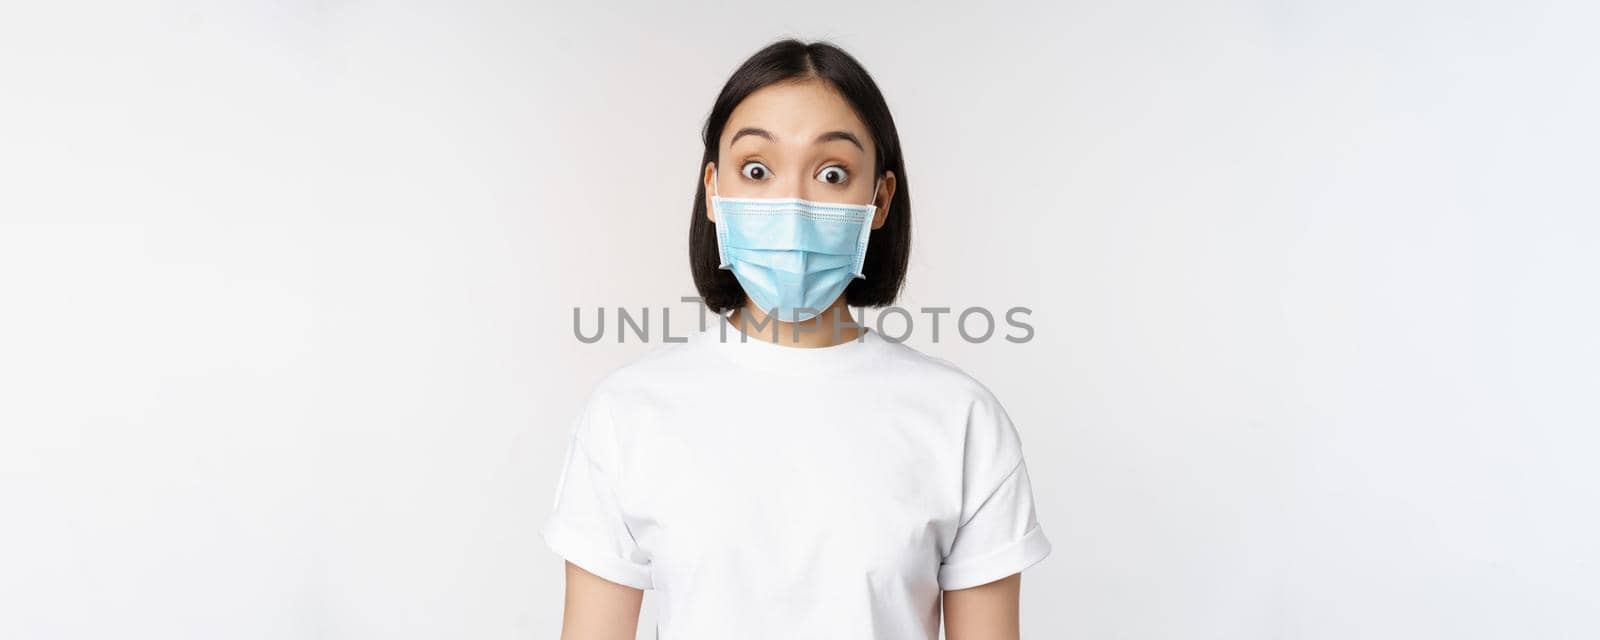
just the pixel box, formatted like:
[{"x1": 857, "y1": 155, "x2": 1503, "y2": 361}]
[
  {"x1": 816, "y1": 165, "x2": 848, "y2": 185},
  {"x1": 740, "y1": 161, "x2": 770, "y2": 180}
]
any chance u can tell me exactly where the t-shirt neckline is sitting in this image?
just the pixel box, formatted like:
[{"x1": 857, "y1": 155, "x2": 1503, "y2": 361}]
[{"x1": 695, "y1": 315, "x2": 885, "y2": 374}]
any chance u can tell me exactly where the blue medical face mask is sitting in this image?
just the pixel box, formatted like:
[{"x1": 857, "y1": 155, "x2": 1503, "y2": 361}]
[{"x1": 711, "y1": 166, "x2": 882, "y2": 323}]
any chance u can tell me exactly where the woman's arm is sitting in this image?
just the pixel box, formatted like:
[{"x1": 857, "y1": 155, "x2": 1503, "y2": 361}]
[
  {"x1": 942, "y1": 572, "x2": 1023, "y2": 640},
  {"x1": 559, "y1": 561, "x2": 644, "y2": 640}
]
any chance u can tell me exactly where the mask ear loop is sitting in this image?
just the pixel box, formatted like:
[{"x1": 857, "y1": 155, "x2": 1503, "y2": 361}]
[
  {"x1": 710, "y1": 165, "x2": 733, "y2": 269},
  {"x1": 851, "y1": 175, "x2": 882, "y2": 281}
]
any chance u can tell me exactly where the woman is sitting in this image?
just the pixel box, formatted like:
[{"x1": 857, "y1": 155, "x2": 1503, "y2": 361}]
[{"x1": 540, "y1": 39, "x2": 1051, "y2": 639}]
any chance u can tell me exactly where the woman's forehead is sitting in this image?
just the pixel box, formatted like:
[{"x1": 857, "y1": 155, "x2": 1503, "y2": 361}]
[{"x1": 723, "y1": 81, "x2": 869, "y2": 149}]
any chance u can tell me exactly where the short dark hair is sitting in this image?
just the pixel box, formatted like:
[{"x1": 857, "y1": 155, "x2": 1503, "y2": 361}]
[{"x1": 689, "y1": 39, "x2": 912, "y2": 314}]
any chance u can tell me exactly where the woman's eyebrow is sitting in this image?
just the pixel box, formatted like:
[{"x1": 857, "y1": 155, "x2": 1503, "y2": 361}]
[
  {"x1": 729, "y1": 127, "x2": 865, "y2": 152},
  {"x1": 729, "y1": 127, "x2": 774, "y2": 147},
  {"x1": 814, "y1": 130, "x2": 865, "y2": 151}
]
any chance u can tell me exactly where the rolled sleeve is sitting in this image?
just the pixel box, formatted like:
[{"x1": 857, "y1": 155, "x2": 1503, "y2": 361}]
[
  {"x1": 938, "y1": 384, "x2": 1054, "y2": 593},
  {"x1": 937, "y1": 456, "x2": 1051, "y2": 590},
  {"x1": 538, "y1": 398, "x2": 653, "y2": 590}
]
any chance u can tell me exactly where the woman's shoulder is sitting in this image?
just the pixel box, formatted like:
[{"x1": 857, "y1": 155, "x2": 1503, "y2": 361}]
[
  {"x1": 578, "y1": 336, "x2": 712, "y2": 402},
  {"x1": 874, "y1": 338, "x2": 1026, "y2": 464},
  {"x1": 869, "y1": 335, "x2": 1011, "y2": 407}
]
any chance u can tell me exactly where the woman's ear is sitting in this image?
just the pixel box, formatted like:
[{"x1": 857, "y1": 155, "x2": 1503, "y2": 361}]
[
  {"x1": 703, "y1": 162, "x2": 718, "y2": 223},
  {"x1": 870, "y1": 170, "x2": 897, "y2": 230}
]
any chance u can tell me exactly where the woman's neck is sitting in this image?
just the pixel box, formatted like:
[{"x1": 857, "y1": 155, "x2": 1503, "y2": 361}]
[{"x1": 726, "y1": 299, "x2": 866, "y2": 348}]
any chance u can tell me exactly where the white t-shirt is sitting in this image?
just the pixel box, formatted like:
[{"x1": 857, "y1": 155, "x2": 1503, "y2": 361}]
[{"x1": 539, "y1": 319, "x2": 1051, "y2": 639}]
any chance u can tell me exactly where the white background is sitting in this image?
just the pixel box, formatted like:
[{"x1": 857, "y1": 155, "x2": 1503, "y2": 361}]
[{"x1": 3, "y1": 1, "x2": 1597, "y2": 638}]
